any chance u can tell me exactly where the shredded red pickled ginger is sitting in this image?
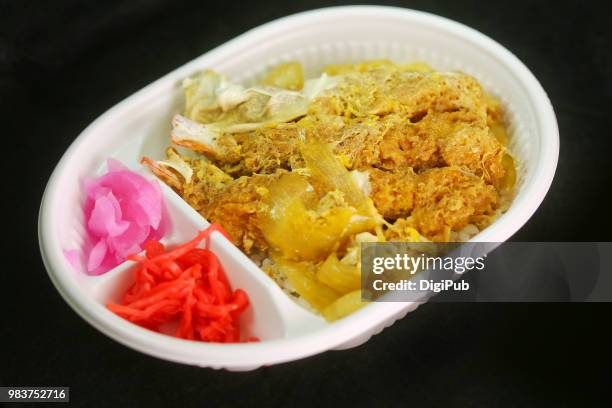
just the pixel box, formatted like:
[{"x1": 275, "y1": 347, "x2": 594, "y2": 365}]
[{"x1": 107, "y1": 224, "x2": 257, "y2": 343}]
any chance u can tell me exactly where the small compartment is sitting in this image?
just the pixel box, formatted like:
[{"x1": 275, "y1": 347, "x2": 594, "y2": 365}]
[{"x1": 73, "y1": 166, "x2": 297, "y2": 342}]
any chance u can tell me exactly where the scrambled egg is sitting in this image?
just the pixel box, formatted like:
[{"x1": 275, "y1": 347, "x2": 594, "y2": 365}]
[{"x1": 143, "y1": 60, "x2": 516, "y2": 319}]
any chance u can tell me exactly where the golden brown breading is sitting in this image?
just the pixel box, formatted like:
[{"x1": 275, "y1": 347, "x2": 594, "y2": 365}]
[
  {"x1": 187, "y1": 114, "x2": 504, "y2": 185},
  {"x1": 368, "y1": 164, "x2": 498, "y2": 231},
  {"x1": 368, "y1": 168, "x2": 417, "y2": 220},
  {"x1": 203, "y1": 171, "x2": 287, "y2": 253},
  {"x1": 438, "y1": 122, "x2": 505, "y2": 183},
  {"x1": 142, "y1": 150, "x2": 233, "y2": 212},
  {"x1": 143, "y1": 151, "x2": 282, "y2": 252},
  {"x1": 173, "y1": 70, "x2": 506, "y2": 185},
  {"x1": 149, "y1": 64, "x2": 514, "y2": 250},
  {"x1": 146, "y1": 155, "x2": 499, "y2": 247},
  {"x1": 410, "y1": 167, "x2": 498, "y2": 241},
  {"x1": 375, "y1": 115, "x2": 441, "y2": 170},
  {"x1": 211, "y1": 125, "x2": 302, "y2": 175},
  {"x1": 310, "y1": 70, "x2": 487, "y2": 119}
]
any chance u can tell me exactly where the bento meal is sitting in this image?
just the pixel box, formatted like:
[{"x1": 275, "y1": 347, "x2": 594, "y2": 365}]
[{"x1": 142, "y1": 60, "x2": 517, "y2": 321}]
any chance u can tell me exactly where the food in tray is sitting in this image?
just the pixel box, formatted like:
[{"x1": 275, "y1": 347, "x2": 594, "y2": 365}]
[
  {"x1": 143, "y1": 60, "x2": 516, "y2": 320},
  {"x1": 70, "y1": 159, "x2": 169, "y2": 275},
  {"x1": 107, "y1": 225, "x2": 257, "y2": 343}
]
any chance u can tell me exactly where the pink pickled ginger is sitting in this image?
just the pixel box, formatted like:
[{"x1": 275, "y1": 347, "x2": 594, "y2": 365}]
[{"x1": 76, "y1": 159, "x2": 168, "y2": 275}]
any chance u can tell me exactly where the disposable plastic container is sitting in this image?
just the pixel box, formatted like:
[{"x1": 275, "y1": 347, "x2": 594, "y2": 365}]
[{"x1": 38, "y1": 6, "x2": 559, "y2": 370}]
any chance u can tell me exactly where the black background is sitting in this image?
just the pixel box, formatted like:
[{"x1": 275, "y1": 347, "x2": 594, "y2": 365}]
[{"x1": 2, "y1": 1, "x2": 611, "y2": 407}]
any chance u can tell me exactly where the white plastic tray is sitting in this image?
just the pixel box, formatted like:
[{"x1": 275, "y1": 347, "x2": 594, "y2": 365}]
[{"x1": 39, "y1": 6, "x2": 559, "y2": 370}]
